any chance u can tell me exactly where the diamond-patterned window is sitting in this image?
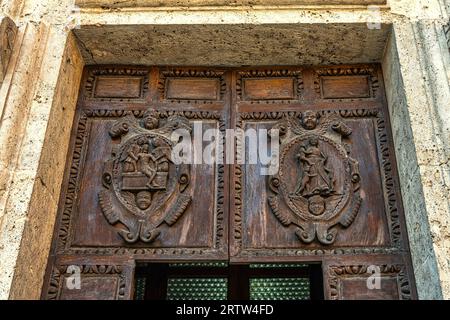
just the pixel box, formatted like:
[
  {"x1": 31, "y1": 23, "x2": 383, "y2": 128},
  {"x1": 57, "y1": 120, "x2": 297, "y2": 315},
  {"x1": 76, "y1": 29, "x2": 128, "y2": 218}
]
[{"x1": 134, "y1": 263, "x2": 322, "y2": 300}]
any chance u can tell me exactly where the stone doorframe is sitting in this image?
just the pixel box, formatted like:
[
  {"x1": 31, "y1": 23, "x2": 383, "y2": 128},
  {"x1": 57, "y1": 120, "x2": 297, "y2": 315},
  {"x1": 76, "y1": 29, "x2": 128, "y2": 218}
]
[{"x1": 0, "y1": 0, "x2": 449, "y2": 300}]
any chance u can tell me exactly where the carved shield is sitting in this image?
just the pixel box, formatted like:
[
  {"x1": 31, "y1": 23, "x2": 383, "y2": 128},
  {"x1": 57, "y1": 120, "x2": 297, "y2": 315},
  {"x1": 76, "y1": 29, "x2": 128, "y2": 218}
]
[
  {"x1": 99, "y1": 110, "x2": 192, "y2": 244},
  {"x1": 268, "y1": 111, "x2": 362, "y2": 245}
]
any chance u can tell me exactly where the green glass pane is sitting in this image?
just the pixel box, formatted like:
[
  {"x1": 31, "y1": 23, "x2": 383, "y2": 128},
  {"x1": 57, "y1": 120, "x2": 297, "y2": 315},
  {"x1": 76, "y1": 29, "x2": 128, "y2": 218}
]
[
  {"x1": 250, "y1": 278, "x2": 310, "y2": 300},
  {"x1": 169, "y1": 262, "x2": 228, "y2": 268},
  {"x1": 167, "y1": 278, "x2": 228, "y2": 300},
  {"x1": 134, "y1": 277, "x2": 146, "y2": 300},
  {"x1": 250, "y1": 263, "x2": 308, "y2": 268}
]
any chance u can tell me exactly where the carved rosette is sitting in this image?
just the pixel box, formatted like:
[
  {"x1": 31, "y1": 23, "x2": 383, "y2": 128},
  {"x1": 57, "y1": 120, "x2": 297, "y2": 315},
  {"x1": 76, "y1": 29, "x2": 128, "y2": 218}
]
[
  {"x1": 268, "y1": 111, "x2": 362, "y2": 245},
  {"x1": 99, "y1": 110, "x2": 192, "y2": 244}
]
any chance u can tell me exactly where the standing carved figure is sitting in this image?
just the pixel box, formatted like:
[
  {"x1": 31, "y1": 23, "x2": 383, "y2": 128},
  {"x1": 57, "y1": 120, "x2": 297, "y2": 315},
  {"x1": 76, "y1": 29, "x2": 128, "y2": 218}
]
[
  {"x1": 295, "y1": 137, "x2": 333, "y2": 197},
  {"x1": 122, "y1": 142, "x2": 141, "y2": 173}
]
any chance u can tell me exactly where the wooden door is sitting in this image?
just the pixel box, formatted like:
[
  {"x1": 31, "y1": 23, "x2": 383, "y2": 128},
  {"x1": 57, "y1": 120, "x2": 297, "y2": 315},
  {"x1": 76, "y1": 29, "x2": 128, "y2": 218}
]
[{"x1": 42, "y1": 65, "x2": 417, "y2": 300}]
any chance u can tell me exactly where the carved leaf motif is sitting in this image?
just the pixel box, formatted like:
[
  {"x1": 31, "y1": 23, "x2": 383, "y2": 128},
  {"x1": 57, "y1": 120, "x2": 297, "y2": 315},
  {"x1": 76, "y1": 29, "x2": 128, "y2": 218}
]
[
  {"x1": 339, "y1": 194, "x2": 362, "y2": 227},
  {"x1": 268, "y1": 196, "x2": 291, "y2": 226},
  {"x1": 165, "y1": 194, "x2": 192, "y2": 226},
  {"x1": 99, "y1": 190, "x2": 120, "y2": 224}
]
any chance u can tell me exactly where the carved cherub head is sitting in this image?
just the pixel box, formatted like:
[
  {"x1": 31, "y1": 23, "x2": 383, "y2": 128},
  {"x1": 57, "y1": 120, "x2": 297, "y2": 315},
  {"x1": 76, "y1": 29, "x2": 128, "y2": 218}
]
[
  {"x1": 308, "y1": 195, "x2": 326, "y2": 216},
  {"x1": 301, "y1": 111, "x2": 319, "y2": 130},
  {"x1": 136, "y1": 191, "x2": 152, "y2": 210},
  {"x1": 142, "y1": 110, "x2": 159, "y2": 130}
]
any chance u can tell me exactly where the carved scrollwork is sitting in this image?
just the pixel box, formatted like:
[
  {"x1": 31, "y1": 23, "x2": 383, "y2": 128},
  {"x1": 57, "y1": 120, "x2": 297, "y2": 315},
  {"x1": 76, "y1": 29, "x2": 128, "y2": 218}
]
[
  {"x1": 268, "y1": 110, "x2": 362, "y2": 245},
  {"x1": 99, "y1": 109, "x2": 192, "y2": 244}
]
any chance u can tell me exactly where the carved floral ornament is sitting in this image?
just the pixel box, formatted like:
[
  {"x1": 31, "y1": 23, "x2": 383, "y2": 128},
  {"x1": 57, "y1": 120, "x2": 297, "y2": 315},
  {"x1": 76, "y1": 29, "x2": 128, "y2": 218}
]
[
  {"x1": 99, "y1": 110, "x2": 192, "y2": 244},
  {"x1": 268, "y1": 111, "x2": 362, "y2": 245}
]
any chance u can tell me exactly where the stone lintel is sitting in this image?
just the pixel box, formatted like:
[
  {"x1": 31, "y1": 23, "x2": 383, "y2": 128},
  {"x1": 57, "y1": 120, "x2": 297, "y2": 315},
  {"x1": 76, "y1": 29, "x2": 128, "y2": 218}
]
[{"x1": 76, "y1": 0, "x2": 387, "y2": 9}]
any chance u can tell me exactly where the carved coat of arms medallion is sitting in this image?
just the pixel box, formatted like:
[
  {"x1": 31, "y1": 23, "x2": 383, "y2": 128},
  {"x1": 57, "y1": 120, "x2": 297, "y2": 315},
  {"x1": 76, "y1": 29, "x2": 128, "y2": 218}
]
[
  {"x1": 99, "y1": 110, "x2": 192, "y2": 244},
  {"x1": 268, "y1": 111, "x2": 362, "y2": 245}
]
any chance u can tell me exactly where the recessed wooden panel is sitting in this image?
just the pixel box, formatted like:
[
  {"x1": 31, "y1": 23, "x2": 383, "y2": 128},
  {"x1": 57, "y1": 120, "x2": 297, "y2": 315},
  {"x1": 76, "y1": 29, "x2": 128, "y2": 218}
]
[
  {"x1": 60, "y1": 277, "x2": 118, "y2": 300},
  {"x1": 45, "y1": 259, "x2": 134, "y2": 300},
  {"x1": 320, "y1": 75, "x2": 370, "y2": 99},
  {"x1": 94, "y1": 76, "x2": 142, "y2": 98},
  {"x1": 165, "y1": 78, "x2": 220, "y2": 100},
  {"x1": 323, "y1": 259, "x2": 414, "y2": 300},
  {"x1": 243, "y1": 78, "x2": 295, "y2": 100},
  {"x1": 340, "y1": 277, "x2": 399, "y2": 300}
]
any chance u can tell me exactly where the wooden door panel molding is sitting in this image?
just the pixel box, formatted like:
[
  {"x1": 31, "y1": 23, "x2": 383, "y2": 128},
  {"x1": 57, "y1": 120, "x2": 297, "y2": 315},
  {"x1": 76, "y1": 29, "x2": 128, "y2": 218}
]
[
  {"x1": 231, "y1": 108, "x2": 404, "y2": 259},
  {"x1": 45, "y1": 257, "x2": 134, "y2": 300},
  {"x1": 158, "y1": 68, "x2": 227, "y2": 103},
  {"x1": 84, "y1": 67, "x2": 150, "y2": 102},
  {"x1": 236, "y1": 69, "x2": 303, "y2": 103},
  {"x1": 55, "y1": 108, "x2": 227, "y2": 259},
  {"x1": 313, "y1": 65, "x2": 380, "y2": 102},
  {"x1": 322, "y1": 256, "x2": 416, "y2": 300}
]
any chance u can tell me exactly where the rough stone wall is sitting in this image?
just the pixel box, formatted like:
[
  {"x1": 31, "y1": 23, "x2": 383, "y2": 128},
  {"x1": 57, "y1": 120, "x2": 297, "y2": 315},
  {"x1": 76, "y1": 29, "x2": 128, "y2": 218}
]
[
  {"x1": 0, "y1": 0, "x2": 85, "y2": 299},
  {"x1": 382, "y1": 6, "x2": 450, "y2": 297},
  {"x1": 0, "y1": 0, "x2": 449, "y2": 299},
  {"x1": 383, "y1": 28, "x2": 449, "y2": 299},
  {"x1": 7, "y1": 33, "x2": 84, "y2": 300}
]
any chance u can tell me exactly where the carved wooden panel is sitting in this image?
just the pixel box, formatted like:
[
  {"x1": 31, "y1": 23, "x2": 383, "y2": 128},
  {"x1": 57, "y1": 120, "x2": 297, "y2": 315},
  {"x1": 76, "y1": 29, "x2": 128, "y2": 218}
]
[
  {"x1": 45, "y1": 257, "x2": 134, "y2": 300},
  {"x1": 45, "y1": 65, "x2": 416, "y2": 300},
  {"x1": 230, "y1": 66, "x2": 413, "y2": 302},
  {"x1": 56, "y1": 109, "x2": 227, "y2": 258},
  {"x1": 231, "y1": 108, "x2": 401, "y2": 259},
  {"x1": 322, "y1": 256, "x2": 416, "y2": 300},
  {"x1": 49, "y1": 67, "x2": 229, "y2": 263}
]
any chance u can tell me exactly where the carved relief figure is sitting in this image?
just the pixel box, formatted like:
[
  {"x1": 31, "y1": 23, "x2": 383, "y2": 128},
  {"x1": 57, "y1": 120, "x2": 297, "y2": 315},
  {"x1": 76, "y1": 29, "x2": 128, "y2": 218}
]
[
  {"x1": 99, "y1": 110, "x2": 192, "y2": 244},
  {"x1": 268, "y1": 111, "x2": 362, "y2": 245},
  {"x1": 136, "y1": 142, "x2": 158, "y2": 188},
  {"x1": 122, "y1": 142, "x2": 141, "y2": 173},
  {"x1": 295, "y1": 137, "x2": 333, "y2": 198}
]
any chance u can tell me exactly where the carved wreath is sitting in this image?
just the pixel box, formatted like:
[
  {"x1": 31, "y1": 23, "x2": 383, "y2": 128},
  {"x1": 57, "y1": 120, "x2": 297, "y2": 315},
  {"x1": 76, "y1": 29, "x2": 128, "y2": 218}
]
[
  {"x1": 99, "y1": 110, "x2": 192, "y2": 244},
  {"x1": 268, "y1": 111, "x2": 362, "y2": 245}
]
